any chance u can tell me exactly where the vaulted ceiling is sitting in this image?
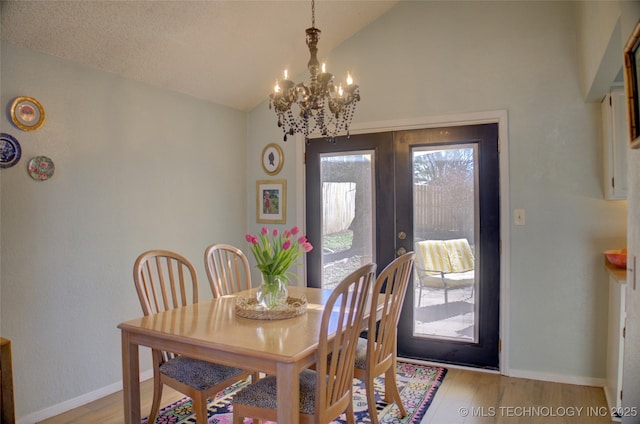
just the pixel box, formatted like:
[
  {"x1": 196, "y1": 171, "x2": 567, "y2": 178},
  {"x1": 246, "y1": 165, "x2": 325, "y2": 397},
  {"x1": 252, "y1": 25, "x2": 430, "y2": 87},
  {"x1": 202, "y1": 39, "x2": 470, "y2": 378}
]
[{"x1": 1, "y1": 1, "x2": 398, "y2": 111}]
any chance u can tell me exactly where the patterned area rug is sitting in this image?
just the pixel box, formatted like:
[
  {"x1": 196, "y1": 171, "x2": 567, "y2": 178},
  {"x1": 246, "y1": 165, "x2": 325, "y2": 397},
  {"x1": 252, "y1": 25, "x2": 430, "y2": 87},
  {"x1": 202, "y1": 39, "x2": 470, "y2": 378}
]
[{"x1": 142, "y1": 361, "x2": 447, "y2": 424}]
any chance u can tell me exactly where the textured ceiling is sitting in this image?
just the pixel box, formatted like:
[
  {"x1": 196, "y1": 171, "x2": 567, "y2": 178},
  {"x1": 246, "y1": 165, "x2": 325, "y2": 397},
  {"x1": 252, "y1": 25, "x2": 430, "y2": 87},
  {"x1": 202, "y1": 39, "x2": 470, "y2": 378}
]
[{"x1": 1, "y1": 0, "x2": 398, "y2": 111}]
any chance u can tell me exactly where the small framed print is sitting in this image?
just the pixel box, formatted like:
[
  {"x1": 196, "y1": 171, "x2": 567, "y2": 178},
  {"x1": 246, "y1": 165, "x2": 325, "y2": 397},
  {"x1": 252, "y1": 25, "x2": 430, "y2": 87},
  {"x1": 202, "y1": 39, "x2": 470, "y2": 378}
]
[
  {"x1": 257, "y1": 180, "x2": 286, "y2": 224},
  {"x1": 624, "y1": 20, "x2": 640, "y2": 148},
  {"x1": 261, "y1": 143, "x2": 284, "y2": 175},
  {"x1": 10, "y1": 96, "x2": 45, "y2": 131}
]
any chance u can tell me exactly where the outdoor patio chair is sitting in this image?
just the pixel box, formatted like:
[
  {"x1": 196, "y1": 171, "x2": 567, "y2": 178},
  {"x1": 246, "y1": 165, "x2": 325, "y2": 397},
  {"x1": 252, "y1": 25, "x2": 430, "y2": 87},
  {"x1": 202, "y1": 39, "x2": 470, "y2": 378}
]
[{"x1": 414, "y1": 239, "x2": 475, "y2": 306}]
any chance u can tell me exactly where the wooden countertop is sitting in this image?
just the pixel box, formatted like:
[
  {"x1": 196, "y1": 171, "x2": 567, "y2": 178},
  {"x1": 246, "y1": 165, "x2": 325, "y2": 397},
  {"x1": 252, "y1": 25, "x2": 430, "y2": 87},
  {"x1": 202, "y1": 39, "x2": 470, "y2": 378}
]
[{"x1": 605, "y1": 260, "x2": 627, "y2": 283}]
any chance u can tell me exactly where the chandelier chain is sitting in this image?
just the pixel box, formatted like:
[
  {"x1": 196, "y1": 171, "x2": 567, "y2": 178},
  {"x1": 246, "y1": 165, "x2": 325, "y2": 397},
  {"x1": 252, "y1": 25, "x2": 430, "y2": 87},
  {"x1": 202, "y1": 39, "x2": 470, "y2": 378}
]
[{"x1": 311, "y1": 0, "x2": 315, "y2": 27}]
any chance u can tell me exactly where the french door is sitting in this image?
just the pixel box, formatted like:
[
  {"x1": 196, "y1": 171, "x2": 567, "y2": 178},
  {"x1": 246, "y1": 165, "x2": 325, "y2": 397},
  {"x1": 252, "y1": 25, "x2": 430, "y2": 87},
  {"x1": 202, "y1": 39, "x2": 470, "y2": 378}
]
[{"x1": 305, "y1": 123, "x2": 500, "y2": 369}]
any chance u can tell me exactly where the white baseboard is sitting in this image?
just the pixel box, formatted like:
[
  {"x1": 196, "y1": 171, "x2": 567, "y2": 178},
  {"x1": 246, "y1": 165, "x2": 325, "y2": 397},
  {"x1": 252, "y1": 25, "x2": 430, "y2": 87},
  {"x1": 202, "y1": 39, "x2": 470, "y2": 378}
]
[
  {"x1": 401, "y1": 357, "x2": 606, "y2": 388},
  {"x1": 508, "y1": 368, "x2": 606, "y2": 388},
  {"x1": 17, "y1": 370, "x2": 154, "y2": 424}
]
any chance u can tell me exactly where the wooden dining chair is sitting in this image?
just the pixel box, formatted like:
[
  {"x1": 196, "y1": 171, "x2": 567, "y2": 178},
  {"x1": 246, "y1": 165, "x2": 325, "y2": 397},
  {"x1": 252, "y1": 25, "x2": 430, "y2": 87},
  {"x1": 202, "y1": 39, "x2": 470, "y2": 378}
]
[
  {"x1": 354, "y1": 252, "x2": 415, "y2": 424},
  {"x1": 204, "y1": 243, "x2": 261, "y2": 390},
  {"x1": 232, "y1": 263, "x2": 377, "y2": 424},
  {"x1": 204, "y1": 243, "x2": 252, "y2": 297},
  {"x1": 133, "y1": 249, "x2": 252, "y2": 424}
]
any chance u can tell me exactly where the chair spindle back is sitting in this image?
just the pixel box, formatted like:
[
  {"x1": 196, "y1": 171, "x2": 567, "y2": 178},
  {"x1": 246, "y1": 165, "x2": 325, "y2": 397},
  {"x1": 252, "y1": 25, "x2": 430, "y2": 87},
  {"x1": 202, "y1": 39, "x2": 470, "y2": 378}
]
[
  {"x1": 133, "y1": 249, "x2": 199, "y2": 316},
  {"x1": 204, "y1": 244, "x2": 252, "y2": 297},
  {"x1": 369, "y1": 252, "x2": 415, "y2": 365},
  {"x1": 316, "y1": 263, "x2": 376, "y2": 420}
]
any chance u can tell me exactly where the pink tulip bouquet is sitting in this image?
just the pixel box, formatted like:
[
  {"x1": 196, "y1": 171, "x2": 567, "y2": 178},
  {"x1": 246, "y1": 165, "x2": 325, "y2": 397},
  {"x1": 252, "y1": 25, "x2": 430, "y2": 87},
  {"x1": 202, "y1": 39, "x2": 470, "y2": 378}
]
[
  {"x1": 245, "y1": 226, "x2": 313, "y2": 283},
  {"x1": 245, "y1": 226, "x2": 313, "y2": 309}
]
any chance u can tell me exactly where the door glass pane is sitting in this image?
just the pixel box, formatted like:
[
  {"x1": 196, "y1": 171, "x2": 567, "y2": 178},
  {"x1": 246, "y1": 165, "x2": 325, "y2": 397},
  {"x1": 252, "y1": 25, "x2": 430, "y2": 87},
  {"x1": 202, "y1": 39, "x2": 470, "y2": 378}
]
[
  {"x1": 412, "y1": 145, "x2": 479, "y2": 342},
  {"x1": 320, "y1": 152, "x2": 375, "y2": 289}
]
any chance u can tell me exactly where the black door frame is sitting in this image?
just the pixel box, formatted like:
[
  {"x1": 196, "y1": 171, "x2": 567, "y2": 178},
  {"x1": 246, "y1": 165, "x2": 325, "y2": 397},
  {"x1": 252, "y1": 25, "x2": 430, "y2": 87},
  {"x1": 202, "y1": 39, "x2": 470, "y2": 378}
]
[
  {"x1": 305, "y1": 132, "x2": 395, "y2": 287},
  {"x1": 299, "y1": 112, "x2": 509, "y2": 373},
  {"x1": 394, "y1": 124, "x2": 500, "y2": 369}
]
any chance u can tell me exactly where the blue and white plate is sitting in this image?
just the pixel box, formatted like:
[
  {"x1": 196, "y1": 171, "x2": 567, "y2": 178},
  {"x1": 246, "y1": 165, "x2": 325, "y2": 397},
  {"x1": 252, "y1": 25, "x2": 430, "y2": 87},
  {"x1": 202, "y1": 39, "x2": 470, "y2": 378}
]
[{"x1": 0, "y1": 133, "x2": 22, "y2": 168}]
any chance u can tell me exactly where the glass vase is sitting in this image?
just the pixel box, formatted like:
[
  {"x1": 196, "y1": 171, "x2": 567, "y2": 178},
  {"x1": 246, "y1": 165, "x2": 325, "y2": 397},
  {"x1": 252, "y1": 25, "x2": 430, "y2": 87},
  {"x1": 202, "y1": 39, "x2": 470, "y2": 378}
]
[{"x1": 257, "y1": 273, "x2": 288, "y2": 310}]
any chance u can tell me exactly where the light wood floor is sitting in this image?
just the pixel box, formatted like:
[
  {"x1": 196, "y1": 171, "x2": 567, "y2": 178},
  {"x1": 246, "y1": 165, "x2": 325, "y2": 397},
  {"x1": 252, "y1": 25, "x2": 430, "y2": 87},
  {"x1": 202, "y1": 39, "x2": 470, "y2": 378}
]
[
  {"x1": 38, "y1": 367, "x2": 612, "y2": 424},
  {"x1": 422, "y1": 368, "x2": 612, "y2": 423},
  {"x1": 38, "y1": 379, "x2": 184, "y2": 424}
]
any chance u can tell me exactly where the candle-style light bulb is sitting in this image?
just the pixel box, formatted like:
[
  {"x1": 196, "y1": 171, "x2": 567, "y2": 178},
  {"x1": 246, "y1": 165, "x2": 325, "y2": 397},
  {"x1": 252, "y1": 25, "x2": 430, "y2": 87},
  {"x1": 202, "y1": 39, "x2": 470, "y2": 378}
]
[
  {"x1": 274, "y1": 80, "x2": 281, "y2": 93},
  {"x1": 338, "y1": 83, "x2": 344, "y2": 97},
  {"x1": 321, "y1": 63, "x2": 326, "y2": 73},
  {"x1": 346, "y1": 72, "x2": 353, "y2": 85},
  {"x1": 283, "y1": 69, "x2": 288, "y2": 80}
]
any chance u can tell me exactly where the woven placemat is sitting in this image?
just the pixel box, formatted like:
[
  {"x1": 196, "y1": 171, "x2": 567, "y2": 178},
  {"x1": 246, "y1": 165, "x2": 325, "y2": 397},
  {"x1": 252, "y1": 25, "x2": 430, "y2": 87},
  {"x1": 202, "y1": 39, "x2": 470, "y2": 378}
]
[{"x1": 235, "y1": 295, "x2": 307, "y2": 320}]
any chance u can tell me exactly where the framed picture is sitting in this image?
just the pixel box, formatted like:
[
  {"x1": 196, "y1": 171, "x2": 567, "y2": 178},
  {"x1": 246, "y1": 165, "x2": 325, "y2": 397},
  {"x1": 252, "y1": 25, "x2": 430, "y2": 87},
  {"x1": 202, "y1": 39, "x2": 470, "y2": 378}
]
[
  {"x1": 261, "y1": 143, "x2": 284, "y2": 175},
  {"x1": 256, "y1": 180, "x2": 286, "y2": 224},
  {"x1": 10, "y1": 96, "x2": 45, "y2": 131},
  {"x1": 624, "y1": 19, "x2": 640, "y2": 148}
]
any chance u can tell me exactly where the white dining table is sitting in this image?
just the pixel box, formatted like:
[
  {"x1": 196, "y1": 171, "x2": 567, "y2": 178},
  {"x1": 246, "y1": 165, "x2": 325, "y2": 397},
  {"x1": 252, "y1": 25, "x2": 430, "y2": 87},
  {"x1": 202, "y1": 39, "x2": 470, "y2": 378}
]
[{"x1": 118, "y1": 286, "x2": 382, "y2": 423}]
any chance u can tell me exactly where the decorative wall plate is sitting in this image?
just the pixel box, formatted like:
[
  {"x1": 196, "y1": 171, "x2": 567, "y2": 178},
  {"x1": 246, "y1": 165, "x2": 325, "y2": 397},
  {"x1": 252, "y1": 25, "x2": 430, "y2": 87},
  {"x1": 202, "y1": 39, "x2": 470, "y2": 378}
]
[
  {"x1": 0, "y1": 133, "x2": 22, "y2": 168},
  {"x1": 28, "y1": 156, "x2": 55, "y2": 181},
  {"x1": 261, "y1": 143, "x2": 284, "y2": 175},
  {"x1": 10, "y1": 96, "x2": 45, "y2": 131}
]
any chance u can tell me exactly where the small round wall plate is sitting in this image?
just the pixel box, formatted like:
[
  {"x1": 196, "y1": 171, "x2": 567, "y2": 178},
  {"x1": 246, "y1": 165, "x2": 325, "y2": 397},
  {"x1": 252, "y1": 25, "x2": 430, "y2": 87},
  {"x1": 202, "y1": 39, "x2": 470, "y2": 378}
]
[
  {"x1": 28, "y1": 156, "x2": 55, "y2": 181},
  {"x1": 10, "y1": 96, "x2": 46, "y2": 131},
  {"x1": 262, "y1": 143, "x2": 284, "y2": 175},
  {"x1": 0, "y1": 133, "x2": 22, "y2": 168}
]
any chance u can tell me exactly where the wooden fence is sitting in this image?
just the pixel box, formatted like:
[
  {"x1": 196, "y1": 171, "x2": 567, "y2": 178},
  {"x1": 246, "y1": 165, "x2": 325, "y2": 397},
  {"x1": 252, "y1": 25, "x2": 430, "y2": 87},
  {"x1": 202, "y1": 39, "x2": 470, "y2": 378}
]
[
  {"x1": 413, "y1": 184, "x2": 475, "y2": 243},
  {"x1": 322, "y1": 182, "x2": 474, "y2": 243},
  {"x1": 322, "y1": 182, "x2": 356, "y2": 235}
]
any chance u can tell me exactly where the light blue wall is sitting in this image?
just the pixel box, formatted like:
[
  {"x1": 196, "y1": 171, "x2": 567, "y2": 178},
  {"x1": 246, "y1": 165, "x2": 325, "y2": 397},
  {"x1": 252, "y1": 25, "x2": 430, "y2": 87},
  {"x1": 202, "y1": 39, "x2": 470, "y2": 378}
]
[
  {"x1": 0, "y1": 42, "x2": 247, "y2": 419},
  {"x1": 0, "y1": 0, "x2": 632, "y2": 421},
  {"x1": 576, "y1": 1, "x2": 625, "y2": 101},
  {"x1": 248, "y1": 1, "x2": 627, "y2": 381}
]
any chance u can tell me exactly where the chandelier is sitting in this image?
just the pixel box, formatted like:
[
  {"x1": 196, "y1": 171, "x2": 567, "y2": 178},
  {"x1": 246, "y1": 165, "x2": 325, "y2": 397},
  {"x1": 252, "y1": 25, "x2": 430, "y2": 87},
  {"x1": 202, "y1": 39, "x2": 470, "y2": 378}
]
[{"x1": 268, "y1": 0, "x2": 360, "y2": 143}]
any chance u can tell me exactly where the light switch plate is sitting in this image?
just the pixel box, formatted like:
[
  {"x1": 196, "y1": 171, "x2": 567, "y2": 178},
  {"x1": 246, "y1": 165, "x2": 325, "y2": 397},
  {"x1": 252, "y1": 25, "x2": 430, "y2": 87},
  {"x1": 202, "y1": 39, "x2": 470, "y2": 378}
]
[{"x1": 514, "y1": 209, "x2": 526, "y2": 225}]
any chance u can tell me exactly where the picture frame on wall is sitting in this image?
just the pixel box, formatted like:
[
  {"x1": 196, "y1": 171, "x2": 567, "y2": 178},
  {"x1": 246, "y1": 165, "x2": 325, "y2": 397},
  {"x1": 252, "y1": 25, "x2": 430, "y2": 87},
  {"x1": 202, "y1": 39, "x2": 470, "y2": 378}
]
[
  {"x1": 256, "y1": 180, "x2": 286, "y2": 224},
  {"x1": 624, "y1": 19, "x2": 640, "y2": 148},
  {"x1": 261, "y1": 143, "x2": 284, "y2": 175}
]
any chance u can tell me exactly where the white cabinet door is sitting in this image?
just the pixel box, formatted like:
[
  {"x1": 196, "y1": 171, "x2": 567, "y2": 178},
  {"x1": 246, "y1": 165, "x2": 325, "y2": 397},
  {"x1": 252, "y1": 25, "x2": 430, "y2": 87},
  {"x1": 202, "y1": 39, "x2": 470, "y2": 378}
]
[
  {"x1": 605, "y1": 274, "x2": 626, "y2": 420},
  {"x1": 602, "y1": 87, "x2": 629, "y2": 200}
]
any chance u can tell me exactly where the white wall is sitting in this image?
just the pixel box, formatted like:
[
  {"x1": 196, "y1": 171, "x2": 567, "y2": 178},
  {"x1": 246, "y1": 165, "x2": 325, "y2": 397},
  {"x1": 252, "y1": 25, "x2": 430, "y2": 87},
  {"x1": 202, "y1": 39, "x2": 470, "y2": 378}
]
[
  {"x1": 576, "y1": 1, "x2": 624, "y2": 102},
  {"x1": 620, "y1": 2, "x2": 640, "y2": 421},
  {"x1": 624, "y1": 141, "x2": 640, "y2": 423},
  {"x1": 0, "y1": 43, "x2": 248, "y2": 420},
  {"x1": 247, "y1": 1, "x2": 627, "y2": 382}
]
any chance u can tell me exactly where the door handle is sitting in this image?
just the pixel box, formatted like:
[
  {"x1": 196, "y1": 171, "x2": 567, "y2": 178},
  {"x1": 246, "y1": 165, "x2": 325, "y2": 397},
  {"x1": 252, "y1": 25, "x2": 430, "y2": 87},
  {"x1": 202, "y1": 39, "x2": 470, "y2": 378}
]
[{"x1": 397, "y1": 247, "x2": 407, "y2": 256}]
